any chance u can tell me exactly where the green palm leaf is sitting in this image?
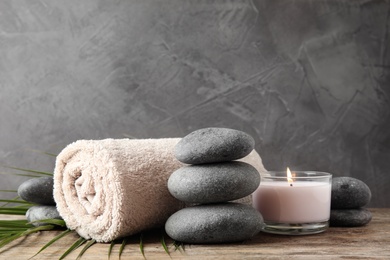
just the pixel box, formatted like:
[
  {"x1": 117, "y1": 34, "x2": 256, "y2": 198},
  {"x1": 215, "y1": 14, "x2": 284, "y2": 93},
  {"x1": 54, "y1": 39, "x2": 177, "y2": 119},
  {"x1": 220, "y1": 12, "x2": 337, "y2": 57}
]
[
  {"x1": 31, "y1": 229, "x2": 73, "y2": 258},
  {"x1": 160, "y1": 233, "x2": 171, "y2": 257},
  {"x1": 0, "y1": 199, "x2": 31, "y2": 204},
  {"x1": 26, "y1": 149, "x2": 57, "y2": 157},
  {"x1": 0, "y1": 207, "x2": 30, "y2": 215},
  {"x1": 59, "y1": 236, "x2": 87, "y2": 260},
  {"x1": 173, "y1": 240, "x2": 185, "y2": 253},
  {"x1": 108, "y1": 240, "x2": 115, "y2": 259},
  {"x1": 118, "y1": 237, "x2": 128, "y2": 259},
  {"x1": 0, "y1": 165, "x2": 53, "y2": 176},
  {"x1": 76, "y1": 238, "x2": 96, "y2": 259},
  {"x1": 28, "y1": 218, "x2": 66, "y2": 227},
  {"x1": 0, "y1": 219, "x2": 32, "y2": 227},
  {"x1": 0, "y1": 224, "x2": 55, "y2": 248},
  {"x1": 0, "y1": 232, "x2": 24, "y2": 248},
  {"x1": 139, "y1": 233, "x2": 145, "y2": 259},
  {"x1": 0, "y1": 172, "x2": 43, "y2": 178}
]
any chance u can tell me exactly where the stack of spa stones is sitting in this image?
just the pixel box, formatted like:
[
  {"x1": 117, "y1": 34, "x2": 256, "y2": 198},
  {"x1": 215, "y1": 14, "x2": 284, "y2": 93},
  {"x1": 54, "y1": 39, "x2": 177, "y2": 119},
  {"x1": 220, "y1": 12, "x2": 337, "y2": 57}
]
[
  {"x1": 330, "y1": 177, "x2": 372, "y2": 227},
  {"x1": 17, "y1": 177, "x2": 62, "y2": 226},
  {"x1": 165, "y1": 128, "x2": 264, "y2": 244}
]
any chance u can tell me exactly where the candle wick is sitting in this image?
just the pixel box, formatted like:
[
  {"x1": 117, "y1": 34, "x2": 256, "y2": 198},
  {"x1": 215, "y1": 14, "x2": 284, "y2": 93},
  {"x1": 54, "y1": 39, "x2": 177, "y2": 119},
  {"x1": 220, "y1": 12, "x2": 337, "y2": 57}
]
[{"x1": 290, "y1": 183, "x2": 293, "y2": 187}]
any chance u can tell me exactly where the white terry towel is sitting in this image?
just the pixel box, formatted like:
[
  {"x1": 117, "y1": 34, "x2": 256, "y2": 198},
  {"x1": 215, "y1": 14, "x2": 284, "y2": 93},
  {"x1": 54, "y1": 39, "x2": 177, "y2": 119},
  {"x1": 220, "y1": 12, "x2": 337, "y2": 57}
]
[{"x1": 53, "y1": 138, "x2": 268, "y2": 242}]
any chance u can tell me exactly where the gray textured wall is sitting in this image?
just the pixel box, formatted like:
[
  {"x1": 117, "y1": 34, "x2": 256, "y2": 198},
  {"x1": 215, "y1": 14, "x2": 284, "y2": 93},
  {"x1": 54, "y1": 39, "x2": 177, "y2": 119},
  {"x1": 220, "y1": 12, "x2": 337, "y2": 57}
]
[{"x1": 1, "y1": 0, "x2": 389, "y2": 207}]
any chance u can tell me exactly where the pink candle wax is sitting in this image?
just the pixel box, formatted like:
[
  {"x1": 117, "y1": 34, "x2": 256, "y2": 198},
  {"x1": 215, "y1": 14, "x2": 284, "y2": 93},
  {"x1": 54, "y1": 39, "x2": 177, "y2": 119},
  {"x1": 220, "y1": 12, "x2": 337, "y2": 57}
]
[{"x1": 253, "y1": 181, "x2": 331, "y2": 223}]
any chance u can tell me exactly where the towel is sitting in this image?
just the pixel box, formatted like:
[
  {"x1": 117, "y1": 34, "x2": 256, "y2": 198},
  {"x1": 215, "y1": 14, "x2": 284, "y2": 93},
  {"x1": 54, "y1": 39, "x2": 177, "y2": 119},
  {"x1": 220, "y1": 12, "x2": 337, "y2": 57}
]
[{"x1": 53, "y1": 138, "x2": 267, "y2": 242}]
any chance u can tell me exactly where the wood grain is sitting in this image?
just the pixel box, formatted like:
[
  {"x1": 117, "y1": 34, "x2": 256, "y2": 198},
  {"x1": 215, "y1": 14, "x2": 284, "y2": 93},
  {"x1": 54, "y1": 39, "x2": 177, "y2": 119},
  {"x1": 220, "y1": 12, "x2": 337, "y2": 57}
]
[{"x1": 1, "y1": 208, "x2": 389, "y2": 259}]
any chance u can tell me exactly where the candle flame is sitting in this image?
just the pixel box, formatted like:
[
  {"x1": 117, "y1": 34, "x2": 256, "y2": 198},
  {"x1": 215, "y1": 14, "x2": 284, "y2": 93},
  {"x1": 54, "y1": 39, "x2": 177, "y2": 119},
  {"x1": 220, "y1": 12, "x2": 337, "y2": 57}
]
[{"x1": 287, "y1": 167, "x2": 294, "y2": 184}]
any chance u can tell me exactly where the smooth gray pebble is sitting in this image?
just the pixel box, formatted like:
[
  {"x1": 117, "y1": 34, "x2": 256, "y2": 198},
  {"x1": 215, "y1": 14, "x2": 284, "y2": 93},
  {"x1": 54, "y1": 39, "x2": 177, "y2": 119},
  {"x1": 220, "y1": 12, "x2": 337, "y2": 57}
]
[
  {"x1": 26, "y1": 205, "x2": 62, "y2": 226},
  {"x1": 165, "y1": 203, "x2": 263, "y2": 244},
  {"x1": 331, "y1": 177, "x2": 371, "y2": 209},
  {"x1": 18, "y1": 177, "x2": 56, "y2": 205},
  {"x1": 168, "y1": 162, "x2": 260, "y2": 203},
  {"x1": 330, "y1": 208, "x2": 372, "y2": 227},
  {"x1": 174, "y1": 128, "x2": 255, "y2": 164}
]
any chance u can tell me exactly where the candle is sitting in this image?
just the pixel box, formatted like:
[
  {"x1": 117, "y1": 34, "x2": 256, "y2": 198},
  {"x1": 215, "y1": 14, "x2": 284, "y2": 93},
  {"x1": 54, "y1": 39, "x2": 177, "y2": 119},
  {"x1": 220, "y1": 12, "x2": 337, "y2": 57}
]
[{"x1": 252, "y1": 169, "x2": 332, "y2": 235}]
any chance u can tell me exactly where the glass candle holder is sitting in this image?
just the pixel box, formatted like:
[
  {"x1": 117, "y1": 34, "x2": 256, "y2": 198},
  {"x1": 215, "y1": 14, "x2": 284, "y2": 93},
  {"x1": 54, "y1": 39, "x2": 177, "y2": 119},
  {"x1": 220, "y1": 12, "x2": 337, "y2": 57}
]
[{"x1": 252, "y1": 171, "x2": 332, "y2": 235}]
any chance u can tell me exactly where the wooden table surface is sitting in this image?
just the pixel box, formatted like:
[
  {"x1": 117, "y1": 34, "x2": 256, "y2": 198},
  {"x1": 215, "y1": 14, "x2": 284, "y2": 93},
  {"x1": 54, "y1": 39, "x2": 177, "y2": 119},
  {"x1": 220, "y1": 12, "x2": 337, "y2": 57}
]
[{"x1": 1, "y1": 208, "x2": 389, "y2": 259}]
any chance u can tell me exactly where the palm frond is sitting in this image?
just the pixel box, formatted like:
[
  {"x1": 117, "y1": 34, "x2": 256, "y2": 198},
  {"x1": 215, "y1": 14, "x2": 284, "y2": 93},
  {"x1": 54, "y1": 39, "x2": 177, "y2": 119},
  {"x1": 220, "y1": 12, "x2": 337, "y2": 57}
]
[
  {"x1": 31, "y1": 229, "x2": 73, "y2": 258},
  {"x1": 122, "y1": 134, "x2": 137, "y2": 139},
  {"x1": 0, "y1": 195, "x2": 33, "y2": 208},
  {"x1": 76, "y1": 239, "x2": 96, "y2": 260},
  {"x1": 108, "y1": 240, "x2": 115, "y2": 259},
  {"x1": 0, "y1": 165, "x2": 53, "y2": 176},
  {"x1": 0, "y1": 224, "x2": 55, "y2": 248},
  {"x1": 0, "y1": 207, "x2": 30, "y2": 215},
  {"x1": 59, "y1": 236, "x2": 87, "y2": 260},
  {"x1": 173, "y1": 240, "x2": 186, "y2": 253},
  {"x1": 0, "y1": 172, "x2": 43, "y2": 178},
  {"x1": 0, "y1": 219, "x2": 31, "y2": 228},
  {"x1": 0, "y1": 199, "x2": 31, "y2": 204},
  {"x1": 28, "y1": 218, "x2": 66, "y2": 227},
  {"x1": 0, "y1": 232, "x2": 24, "y2": 248},
  {"x1": 139, "y1": 233, "x2": 145, "y2": 259},
  {"x1": 25, "y1": 149, "x2": 57, "y2": 157},
  {"x1": 118, "y1": 237, "x2": 128, "y2": 259},
  {"x1": 160, "y1": 233, "x2": 171, "y2": 257}
]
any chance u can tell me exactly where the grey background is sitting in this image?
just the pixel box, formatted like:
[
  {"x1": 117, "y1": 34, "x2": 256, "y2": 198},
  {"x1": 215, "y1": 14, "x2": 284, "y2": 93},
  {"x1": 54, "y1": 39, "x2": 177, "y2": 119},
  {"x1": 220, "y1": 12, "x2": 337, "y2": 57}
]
[{"x1": 0, "y1": 0, "x2": 389, "y2": 207}]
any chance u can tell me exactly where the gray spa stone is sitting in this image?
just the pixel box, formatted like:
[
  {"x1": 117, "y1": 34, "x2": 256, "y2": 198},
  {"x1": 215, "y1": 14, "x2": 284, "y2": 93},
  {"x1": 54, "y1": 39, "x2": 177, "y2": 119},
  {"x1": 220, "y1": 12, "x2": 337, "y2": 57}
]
[
  {"x1": 26, "y1": 205, "x2": 62, "y2": 226},
  {"x1": 165, "y1": 203, "x2": 263, "y2": 243},
  {"x1": 174, "y1": 128, "x2": 255, "y2": 164},
  {"x1": 329, "y1": 208, "x2": 372, "y2": 227},
  {"x1": 168, "y1": 162, "x2": 260, "y2": 203},
  {"x1": 331, "y1": 177, "x2": 371, "y2": 209},
  {"x1": 18, "y1": 177, "x2": 56, "y2": 205}
]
